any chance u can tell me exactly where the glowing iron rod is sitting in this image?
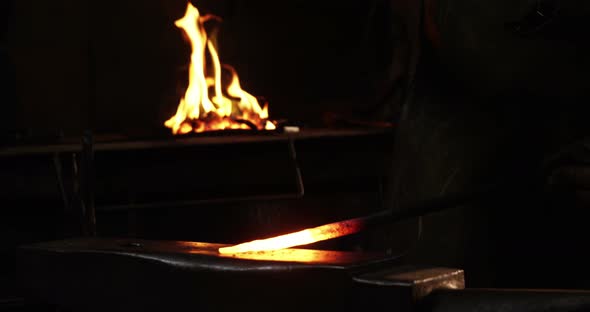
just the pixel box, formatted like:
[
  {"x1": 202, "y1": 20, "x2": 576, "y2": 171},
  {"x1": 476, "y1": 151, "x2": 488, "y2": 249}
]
[
  {"x1": 219, "y1": 188, "x2": 493, "y2": 254},
  {"x1": 218, "y1": 219, "x2": 366, "y2": 254}
]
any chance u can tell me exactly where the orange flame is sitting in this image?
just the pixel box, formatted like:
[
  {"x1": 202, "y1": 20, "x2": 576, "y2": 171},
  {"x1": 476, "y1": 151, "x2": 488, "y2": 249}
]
[
  {"x1": 218, "y1": 219, "x2": 364, "y2": 254},
  {"x1": 165, "y1": 3, "x2": 276, "y2": 134}
]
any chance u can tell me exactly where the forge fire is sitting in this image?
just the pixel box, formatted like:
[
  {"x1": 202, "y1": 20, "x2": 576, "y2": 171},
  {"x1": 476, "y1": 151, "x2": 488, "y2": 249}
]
[{"x1": 165, "y1": 3, "x2": 276, "y2": 134}]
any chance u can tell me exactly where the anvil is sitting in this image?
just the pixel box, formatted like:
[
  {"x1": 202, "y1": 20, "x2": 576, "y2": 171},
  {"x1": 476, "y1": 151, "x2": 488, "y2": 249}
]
[{"x1": 18, "y1": 238, "x2": 464, "y2": 312}]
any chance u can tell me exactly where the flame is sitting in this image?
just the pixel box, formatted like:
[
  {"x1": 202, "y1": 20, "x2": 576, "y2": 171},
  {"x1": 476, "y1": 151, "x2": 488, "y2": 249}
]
[
  {"x1": 165, "y1": 3, "x2": 276, "y2": 134},
  {"x1": 218, "y1": 219, "x2": 364, "y2": 254}
]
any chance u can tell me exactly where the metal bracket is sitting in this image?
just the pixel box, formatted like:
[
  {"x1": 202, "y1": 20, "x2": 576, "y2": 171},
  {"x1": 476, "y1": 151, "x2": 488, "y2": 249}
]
[{"x1": 94, "y1": 136, "x2": 305, "y2": 212}]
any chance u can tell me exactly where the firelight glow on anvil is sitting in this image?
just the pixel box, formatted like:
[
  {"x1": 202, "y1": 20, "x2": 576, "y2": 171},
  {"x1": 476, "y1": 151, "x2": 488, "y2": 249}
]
[{"x1": 165, "y1": 3, "x2": 276, "y2": 134}]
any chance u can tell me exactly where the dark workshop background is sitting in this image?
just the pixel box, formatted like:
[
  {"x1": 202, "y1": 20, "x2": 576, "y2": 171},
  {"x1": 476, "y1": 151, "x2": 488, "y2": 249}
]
[{"x1": 3, "y1": 0, "x2": 590, "y2": 302}]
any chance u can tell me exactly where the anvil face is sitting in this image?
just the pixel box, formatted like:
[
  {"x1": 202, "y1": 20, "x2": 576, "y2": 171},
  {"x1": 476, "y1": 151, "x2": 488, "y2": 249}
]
[
  {"x1": 19, "y1": 238, "x2": 464, "y2": 312},
  {"x1": 18, "y1": 238, "x2": 392, "y2": 312},
  {"x1": 21, "y1": 237, "x2": 387, "y2": 269}
]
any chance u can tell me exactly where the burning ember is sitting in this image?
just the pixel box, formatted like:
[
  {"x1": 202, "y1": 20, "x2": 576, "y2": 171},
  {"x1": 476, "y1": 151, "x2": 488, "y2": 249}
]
[
  {"x1": 165, "y1": 3, "x2": 276, "y2": 134},
  {"x1": 218, "y1": 219, "x2": 364, "y2": 254}
]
